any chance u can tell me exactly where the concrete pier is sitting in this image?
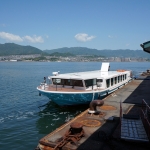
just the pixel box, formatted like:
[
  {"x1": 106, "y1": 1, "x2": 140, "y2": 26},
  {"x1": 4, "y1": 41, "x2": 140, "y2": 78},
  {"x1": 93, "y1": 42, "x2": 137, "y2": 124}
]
[{"x1": 36, "y1": 76, "x2": 150, "y2": 150}]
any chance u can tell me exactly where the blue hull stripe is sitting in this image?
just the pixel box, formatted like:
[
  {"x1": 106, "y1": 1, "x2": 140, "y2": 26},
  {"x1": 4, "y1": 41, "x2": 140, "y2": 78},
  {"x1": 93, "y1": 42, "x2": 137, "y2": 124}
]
[{"x1": 39, "y1": 91, "x2": 106, "y2": 106}]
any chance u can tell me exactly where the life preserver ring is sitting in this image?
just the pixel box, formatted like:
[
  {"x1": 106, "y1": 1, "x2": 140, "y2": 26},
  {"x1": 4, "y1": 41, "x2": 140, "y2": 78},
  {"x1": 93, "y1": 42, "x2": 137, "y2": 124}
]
[{"x1": 117, "y1": 70, "x2": 126, "y2": 72}]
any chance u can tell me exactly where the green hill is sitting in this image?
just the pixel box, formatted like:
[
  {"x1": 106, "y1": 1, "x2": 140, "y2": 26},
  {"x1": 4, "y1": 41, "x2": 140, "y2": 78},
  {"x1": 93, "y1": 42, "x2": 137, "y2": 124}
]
[
  {"x1": 1, "y1": 43, "x2": 150, "y2": 59},
  {"x1": 44, "y1": 47, "x2": 100, "y2": 55},
  {"x1": 44, "y1": 47, "x2": 150, "y2": 58},
  {"x1": 0, "y1": 43, "x2": 43, "y2": 56},
  {"x1": 50, "y1": 52, "x2": 75, "y2": 57}
]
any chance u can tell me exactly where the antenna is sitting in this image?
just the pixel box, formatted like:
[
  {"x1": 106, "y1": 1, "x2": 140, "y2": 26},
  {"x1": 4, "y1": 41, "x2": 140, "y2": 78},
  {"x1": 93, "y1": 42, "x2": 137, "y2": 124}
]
[{"x1": 52, "y1": 71, "x2": 60, "y2": 76}]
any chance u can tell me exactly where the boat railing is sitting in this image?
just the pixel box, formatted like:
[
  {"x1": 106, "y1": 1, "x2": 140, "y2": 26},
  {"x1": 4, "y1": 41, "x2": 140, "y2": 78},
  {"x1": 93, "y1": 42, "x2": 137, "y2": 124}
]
[
  {"x1": 141, "y1": 99, "x2": 150, "y2": 140},
  {"x1": 40, "y1": 82, "x2": 48, "y2": 90}
]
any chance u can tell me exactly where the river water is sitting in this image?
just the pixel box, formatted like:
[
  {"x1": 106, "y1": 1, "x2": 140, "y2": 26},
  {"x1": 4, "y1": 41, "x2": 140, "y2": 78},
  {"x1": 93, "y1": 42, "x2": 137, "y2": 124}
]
[{"x1": 0, "y1": 62, "x2": 149, "y2": 150}]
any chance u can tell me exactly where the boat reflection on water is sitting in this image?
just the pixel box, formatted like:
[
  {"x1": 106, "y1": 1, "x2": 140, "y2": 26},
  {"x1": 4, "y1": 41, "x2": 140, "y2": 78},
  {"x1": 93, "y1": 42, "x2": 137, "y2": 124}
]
[{"x1": 36, "y1": 100, "x2": 89, "y2": 134}]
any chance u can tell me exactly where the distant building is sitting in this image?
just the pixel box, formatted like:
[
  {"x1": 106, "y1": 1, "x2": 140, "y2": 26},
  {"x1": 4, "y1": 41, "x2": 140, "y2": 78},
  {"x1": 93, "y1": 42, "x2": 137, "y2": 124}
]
[{"x1": 10, "y1": 59, "x2": 17, "y2": 62}]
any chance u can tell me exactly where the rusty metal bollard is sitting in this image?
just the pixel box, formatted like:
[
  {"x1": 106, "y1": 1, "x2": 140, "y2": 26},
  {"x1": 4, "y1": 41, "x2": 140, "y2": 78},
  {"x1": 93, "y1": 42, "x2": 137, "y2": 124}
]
[{"x1": 88, "y1": 100, "x2": 104, "y2": 114}]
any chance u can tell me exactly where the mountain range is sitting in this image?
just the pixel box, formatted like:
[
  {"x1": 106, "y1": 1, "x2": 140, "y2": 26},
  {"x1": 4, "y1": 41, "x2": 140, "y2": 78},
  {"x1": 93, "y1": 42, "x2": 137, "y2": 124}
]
[
  {"x1": 0, "y1": 43, "x2": 43, "y2": 55},
  {"x1": 44, "y1": 47, "x2": 149, "y2": 58},
  {"x1": 0, "y1": 43, "x2": 150, "y2": 58}
]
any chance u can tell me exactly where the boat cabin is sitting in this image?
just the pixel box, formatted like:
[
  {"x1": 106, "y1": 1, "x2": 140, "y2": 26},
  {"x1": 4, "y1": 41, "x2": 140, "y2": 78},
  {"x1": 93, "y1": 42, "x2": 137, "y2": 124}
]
[{"x1": 48, "y1": 63, "x2": 130, "y2": 91}]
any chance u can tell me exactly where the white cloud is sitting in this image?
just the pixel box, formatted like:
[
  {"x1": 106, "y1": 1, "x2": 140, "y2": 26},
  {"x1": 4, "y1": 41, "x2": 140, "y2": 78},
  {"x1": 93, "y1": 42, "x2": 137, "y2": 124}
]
[
  {"x1": 0, "y1": 24, "x2": 7, "y2": 27},
  {"x1": 23, "y1": 35, "x2": 44, "y2": 43},
  {"x1": 45, "y1": 35, "x2": 49, "y2": 38},
  {"x1": 75, "y1": 33, "x2": 96, "y2": 42},
  {"x1": 0, "y1": 32, "x2": 23, "y2": 42},
  {"x1": 108, "y1": 35, "x2": 113, "y2": 38},
  {"x1": 0, "y1": 32, "x2": 44, "y2": 43},
  {"x1": 126, "y1": 43, "x2": 130, "y2": 47},
  {"x1": 108, "y1": 35, "x2": 117, "y2": 38}
]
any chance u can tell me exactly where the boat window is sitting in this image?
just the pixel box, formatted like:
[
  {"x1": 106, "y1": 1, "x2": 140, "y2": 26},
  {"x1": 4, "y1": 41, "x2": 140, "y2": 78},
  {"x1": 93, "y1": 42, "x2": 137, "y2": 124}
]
[
  {"x1": 120, "y1": 75, "x2": 122, "y2": 81},
  {"x1": 118, "y1": 76, "x2": 120, "y2": 83},
  {"x1": 96, "y1": 79, "x2": 103, "y2": 82},
  {"x1": 52, "y1": 78, "x2": 62, "y2": 85},
  {"x1": 85, "y1": 79, "x2": 96, "y2": 88},
  {"x1": 106, "y1": 79, "x2": 110, "y2": 88},
  {"x1": 72, "y1": 80, "x2": 83, "y2": 87},
  {"x1": 111, "y1": 78, "x2": 114, "y2": 86},
  {"x1": 125, "y1": 74, "x2": 127, "y2": 79},
  {"x1": 52, "y1": 78, "x2": 83, "y2": 87},
  {"x1": 93, "y1": 79, "x2": 96, "y2": 85},
  {"x1": 64, "y1": 79, "x2": 72, "y2": 86},
  {"x1": 61, "y1": 79, "x2": 64, "y2": 85},
  {"x1": 115, "y1": 77, "x2": 117, "y2": 84},
  {"x1": 123, "y1": 75, "x2": 124, "y2": 80},
  {"x1": 96, "y1": 79, "x2": 103, "y2": 87}
]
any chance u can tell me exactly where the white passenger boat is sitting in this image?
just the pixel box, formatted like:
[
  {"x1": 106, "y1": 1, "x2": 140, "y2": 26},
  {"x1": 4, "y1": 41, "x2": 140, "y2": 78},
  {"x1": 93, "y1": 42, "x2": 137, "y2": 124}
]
[{"x1": 37, "y1": 63, "x2": 132, "y2": 106}]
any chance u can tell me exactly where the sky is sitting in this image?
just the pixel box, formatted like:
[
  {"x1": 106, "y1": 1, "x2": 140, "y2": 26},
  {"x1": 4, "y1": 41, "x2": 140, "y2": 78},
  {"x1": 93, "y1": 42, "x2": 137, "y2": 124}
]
[{"x1": 0, "y1": 0, "x2": 150, "y2": 50}]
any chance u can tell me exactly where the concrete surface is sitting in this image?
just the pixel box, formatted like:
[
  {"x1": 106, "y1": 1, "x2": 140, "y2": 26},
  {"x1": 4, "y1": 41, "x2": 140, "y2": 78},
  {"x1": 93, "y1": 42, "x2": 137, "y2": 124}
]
[{"x1": 37, "y1": 77, "x2": 150, "y2": 150}]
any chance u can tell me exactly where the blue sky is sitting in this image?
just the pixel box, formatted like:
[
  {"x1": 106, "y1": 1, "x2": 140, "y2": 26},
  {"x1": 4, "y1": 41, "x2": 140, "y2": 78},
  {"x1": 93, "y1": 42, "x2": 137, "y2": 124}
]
[{"x1": 0, "y1": 0, "x2": 149, "y2": 50}]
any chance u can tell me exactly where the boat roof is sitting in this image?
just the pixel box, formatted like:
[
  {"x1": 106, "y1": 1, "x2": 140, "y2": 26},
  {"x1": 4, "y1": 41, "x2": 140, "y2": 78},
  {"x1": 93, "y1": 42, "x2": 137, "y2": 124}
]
[
  {"x1": 49, "y1": 70, "x2": 129, "y2": 80},
  {"x1": 140, "y1": 41, "x2": 150, "y2": 53}
]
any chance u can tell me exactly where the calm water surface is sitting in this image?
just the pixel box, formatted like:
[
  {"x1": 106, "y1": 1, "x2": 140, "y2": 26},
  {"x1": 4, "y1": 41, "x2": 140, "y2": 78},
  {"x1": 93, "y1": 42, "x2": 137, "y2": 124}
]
[{"x1": 0, "y1": 62, "x2": 149, "y2": 150}]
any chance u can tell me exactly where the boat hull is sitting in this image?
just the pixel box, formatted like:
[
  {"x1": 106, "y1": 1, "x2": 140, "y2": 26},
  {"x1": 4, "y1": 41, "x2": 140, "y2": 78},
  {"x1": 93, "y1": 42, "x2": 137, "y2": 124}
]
[{"x1": 38, "y1": 90, "x2": 107, "y2": 106}]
